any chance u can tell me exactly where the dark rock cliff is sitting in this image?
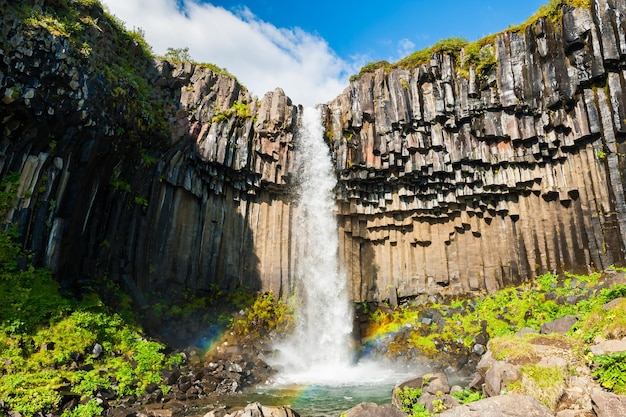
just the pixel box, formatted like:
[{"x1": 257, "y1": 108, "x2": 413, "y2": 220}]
[
  {"x1": 1, "y1": 0, "x2": 302, "y2": 306},
  {"x1": 1, "y1": 0, "x2": 626, "y2": 307}
]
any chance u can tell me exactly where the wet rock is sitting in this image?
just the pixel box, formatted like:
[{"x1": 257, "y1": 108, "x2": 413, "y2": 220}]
[
  {"x1": 391, "y1": 372, "x2": 452, "y2": 409},
  {"x1": 106, "y1": 405, "x2": 139, "y2": 417},
  {"x1": 344, "y1": 402, "x2": 406, "y2": 417},
  {"x1": 221, "y1": 402, "x2": 299, "y2": 417}
]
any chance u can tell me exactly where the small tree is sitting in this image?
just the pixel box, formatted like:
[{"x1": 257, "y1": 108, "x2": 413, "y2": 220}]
[{"x1": 164, "y1": 47, "x2": 191, "y2": 62}]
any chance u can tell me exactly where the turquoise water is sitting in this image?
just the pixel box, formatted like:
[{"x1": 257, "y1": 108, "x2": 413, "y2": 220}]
[
  {"x1": 185, "y1": 381, "x2": 399, "y2": 417},
  {"x1": 185, "y1": 359, "x2": 427, "y2": 417},
  {"x1": 248, "y1": 382, "x2": 398, "y2": 417}
]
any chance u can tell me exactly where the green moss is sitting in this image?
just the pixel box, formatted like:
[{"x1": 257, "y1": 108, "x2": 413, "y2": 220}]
[
  {"x1": 211, "y1": 100, "x2": 253, "y2": 124},
  {"x1": 396, "y1": 37, "x2": 469, "y2": 69}
]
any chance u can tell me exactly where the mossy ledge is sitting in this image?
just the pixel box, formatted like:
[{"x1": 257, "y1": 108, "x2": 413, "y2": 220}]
[{"x1": 350, "y1": 0, "x2": 593, "y2": 82}]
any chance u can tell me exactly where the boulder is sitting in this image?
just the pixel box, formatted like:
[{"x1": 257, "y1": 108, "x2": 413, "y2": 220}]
[
  {"x1": 221, "y1": 403, "x2": 299, "y2": 417},
  {"x1": 540, "y1": 316, "x2": 578, "y2": 335},
  {"x1": 590, "y1": 338, "x2": 626, "y2": 356},
  {"x1": 391, "y1": 372, "x2": 451, "y2": 409},
  {"x1": 591, "y1": 389, "x2": 626, "y2": 417},
  {"x1": 344, "y1": 402, "x2": 407, "y2": 417},
  {"x1": 483, "y1": 360, "x2": 520, "y2": 398},
  {"x1": 437, "y1": 394, "x2": 554, "y2": 417}
]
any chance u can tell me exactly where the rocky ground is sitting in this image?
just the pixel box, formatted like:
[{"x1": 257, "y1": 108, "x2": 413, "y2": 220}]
[{"x1": 76, "y1": 273, "x2": 626, "y2": 417}]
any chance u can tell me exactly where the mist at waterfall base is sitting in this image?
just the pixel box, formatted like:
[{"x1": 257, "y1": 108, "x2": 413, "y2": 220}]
[{"x1": 259, "y1": 107, "x2": 424, "y2": 416}]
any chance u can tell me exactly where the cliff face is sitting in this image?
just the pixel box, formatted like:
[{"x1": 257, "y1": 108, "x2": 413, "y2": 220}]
[
  {"x1": 2, "y1": 0, "x2": 626, "y2": 306},
  {"x1": 1, "y1": 0, "x2": 303, "y2": 305},
  {"x1": 326, "y1": 0, "x2": 626, "y2": 301}
]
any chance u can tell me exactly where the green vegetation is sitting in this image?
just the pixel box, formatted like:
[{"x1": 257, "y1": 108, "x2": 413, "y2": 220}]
[
  {"x1": 20, "y1": 0, "x2": 102, "y2": 43},
  {"x1": 0, "y1": 231, "x2": 181, "y2": 416},
  {"x1": 164, "y1": 46, "x2": 192, "y2": 62},
  {"x1": 451, "y1": 389, "x2": 483, "y2": 404},
  {"x1": 162, "y1": 46, "x2": 235, "y2": 78},
  {"x1": 459, "y1": 39, "x2": 497, "y2": 80},
  {"x1": 593, "y1": 352, "x2": 626, "y2": 394},
  {"x1": 517, "y1": 364, "x2": 566, "y2": 409},
  {"x1": 397, "y1": 386, "x2": 431, "y2": 417},
  {"x1": 372, "y1": 271, "x2": 604, "y2": 351},
  {"x1": 396, "y1": 37, "x2": 469, "y2": 70},
  {"x1": 0, "y1": 218, "x2": 293, "y2": 417},
  {"x1": 366, "y1": 268, "x2": 626, "y2": 408},
  {"x1": 509, "y1": 0, "x2": 592, "y2": 31},
  {"x1": 211, "y1": 100, "x2": 253, "y2": 124},
  {"x1": 397, "y1": 385, "x2": 483, "y2": 417},
  {"x1": 231, "y1": 292, "x2": 295, "y2": 338}
]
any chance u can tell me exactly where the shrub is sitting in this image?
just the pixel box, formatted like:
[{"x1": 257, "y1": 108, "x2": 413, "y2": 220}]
[
  {"x1": 164, "y1": 46, "x2": 191, "y2": 62},
  {"x1": 451, "y1": 389, "x2": 483, "y2": 404},
  {"x1": 397, "y1": 386, "x2": 431, "y2": 417},
  {"x1": 231, "y1": 292, "x2": 294, "y2": 337},
  {"x1": 592, "y1": 352, "x2": 626, "y2": 394}
]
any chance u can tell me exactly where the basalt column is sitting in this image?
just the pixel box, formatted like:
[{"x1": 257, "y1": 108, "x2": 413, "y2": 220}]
[{"x1": 326, "y1": 0, "x2": 626, "y2": 302}]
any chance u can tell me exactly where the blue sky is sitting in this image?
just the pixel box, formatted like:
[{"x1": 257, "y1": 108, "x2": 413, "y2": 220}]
[{"x1": 102, "y1": 0, "x2": 548, "y2": 106}]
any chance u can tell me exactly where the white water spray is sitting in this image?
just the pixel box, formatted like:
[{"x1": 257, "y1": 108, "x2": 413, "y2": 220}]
[
  {"x1": 271, "y1": 106, "x2": 354, "y2": 383},
  {"x1": 269, "y1": 107, "x2": 422, "y2": 389}
]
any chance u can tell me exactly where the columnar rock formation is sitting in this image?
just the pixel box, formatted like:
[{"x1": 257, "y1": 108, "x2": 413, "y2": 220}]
[
  {"x1": 1, "y1": 0, "x2": 303, "y2": 304},
  {"x1": 2, "y1": 0, "x2": 626, "y2": 306},
  {"x1": 325, "y1": 0, "x2": 626, "y2": 300}
]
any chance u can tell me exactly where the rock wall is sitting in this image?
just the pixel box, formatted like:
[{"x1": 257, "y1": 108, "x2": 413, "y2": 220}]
[
  {"x1": 326, "y1": 0, "x2": 626, "y2": 301},
  {"x1": 3, "y1": 0, "x2": 626, "y2": 306},
  {"x1": 0, "y1": 0, "x2": 303, "y2": 304}
]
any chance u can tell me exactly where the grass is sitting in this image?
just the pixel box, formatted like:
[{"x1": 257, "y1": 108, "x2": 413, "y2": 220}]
[
  {"x1": 517, "y1": 364, "x2": 566, "y2": 409},
  {"x1": 489, "y1": 336, "x2": 539, "y2": 364}
]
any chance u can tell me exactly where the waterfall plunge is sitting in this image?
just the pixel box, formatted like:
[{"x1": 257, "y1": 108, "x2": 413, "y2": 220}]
[{"x1": 270, "y1": 106, "x2": 355, "y2": 383}]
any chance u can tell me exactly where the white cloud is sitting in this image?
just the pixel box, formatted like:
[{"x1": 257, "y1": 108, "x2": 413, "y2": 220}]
[
  {"x1": 100, "y1": 0, "x2": 358, "y2": 106},
  {"x1": 397, "y1": 38, "x2": 416, "y2": 58}
]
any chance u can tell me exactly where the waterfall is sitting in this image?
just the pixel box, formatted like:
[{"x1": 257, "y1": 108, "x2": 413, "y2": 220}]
[{"x1": 271, "y1": 106, "x2": 354, "y2": 382}]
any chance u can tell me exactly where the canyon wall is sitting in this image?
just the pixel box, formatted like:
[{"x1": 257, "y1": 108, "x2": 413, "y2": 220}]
[
  {"x1": 0, "y1": 0, "x2": 303, "y2": 305},
  {"x1": 2, "y1": 0, "x2": 626, "y2": 305},
  {"x1": 326, "y1": 0, "x2": 626, "y2": 301}
]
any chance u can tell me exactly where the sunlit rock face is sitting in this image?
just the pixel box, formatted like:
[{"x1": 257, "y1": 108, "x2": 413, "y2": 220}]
[
  {"x1": 2, "y1": 0, "x2": 626, "y2": 305},
  {"x1": 325, "y1": 0, "x2": 626, "y2": 301}
]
